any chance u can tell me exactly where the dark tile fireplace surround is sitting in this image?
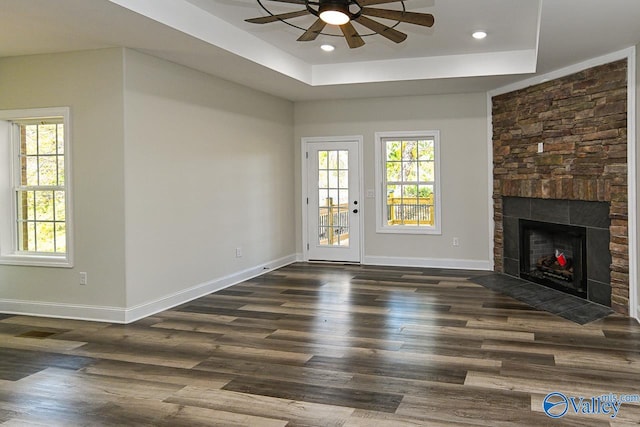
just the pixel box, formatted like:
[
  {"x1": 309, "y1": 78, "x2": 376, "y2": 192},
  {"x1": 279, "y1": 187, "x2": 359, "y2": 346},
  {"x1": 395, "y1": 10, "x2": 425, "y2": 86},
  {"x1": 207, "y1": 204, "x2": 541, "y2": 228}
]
[{"x1": 502, "y1": 197, "x2": 612, "y2": 307}]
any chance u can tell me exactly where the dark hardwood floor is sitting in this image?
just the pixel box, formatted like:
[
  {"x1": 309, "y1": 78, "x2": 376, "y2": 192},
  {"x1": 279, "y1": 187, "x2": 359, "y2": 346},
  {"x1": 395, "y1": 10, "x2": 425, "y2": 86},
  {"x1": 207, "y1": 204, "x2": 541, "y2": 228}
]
[{"x1": 1, "y1": 263, "x2": 640, "y2": 426}]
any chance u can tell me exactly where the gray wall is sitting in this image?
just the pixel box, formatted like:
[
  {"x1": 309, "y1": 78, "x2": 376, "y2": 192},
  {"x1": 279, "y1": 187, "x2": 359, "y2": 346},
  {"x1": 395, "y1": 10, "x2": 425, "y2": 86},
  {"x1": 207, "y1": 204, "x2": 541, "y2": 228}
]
[
  {"x1": 637, "y1": 42, "x2": 640, "y2": 317},
  {"x1": 123, "y1": 49, "x2": 295, "y2": 307},
  {"x1": 0, "y1": 48, "x2": 295, "y2": 321},
  {"x1": 294, "y1": 93, "x2": 491, "y2": 268},
  {"x1": 0, "y1": 49, "x2": 127, "y2": 310}
]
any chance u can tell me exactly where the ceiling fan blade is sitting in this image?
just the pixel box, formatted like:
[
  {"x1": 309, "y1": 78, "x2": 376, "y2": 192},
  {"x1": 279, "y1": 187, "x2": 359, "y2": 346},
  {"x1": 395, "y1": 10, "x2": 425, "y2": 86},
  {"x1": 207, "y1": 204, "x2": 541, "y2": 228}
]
[
  {"x1": 361, "y1": 8, "x2": 435, "y2": 27},
  {"x1": 297, "y1": 18, "x2": 327, "y2": 41},
  {"x1": 358, "y1": 0, "x2": 403, "y2": 5},
  {"x1": 340, "y1": 21, "x2": 365, "y2": 48},
  {"x1": 268, "y1": 0, "x2": 306, "y2": 3},
  {"x1": 354, "y1": 15, "x2": 407, "y2": 43},
  {"x1": 245, "y1": 9, "x2": 309, "y2": 24}
]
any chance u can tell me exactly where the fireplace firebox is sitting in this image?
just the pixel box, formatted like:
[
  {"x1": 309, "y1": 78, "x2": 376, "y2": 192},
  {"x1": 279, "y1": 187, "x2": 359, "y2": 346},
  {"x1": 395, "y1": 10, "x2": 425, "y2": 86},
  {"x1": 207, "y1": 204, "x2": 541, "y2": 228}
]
[{"x1": 519, "y1": 219, "x2": 587, "y2": 298}]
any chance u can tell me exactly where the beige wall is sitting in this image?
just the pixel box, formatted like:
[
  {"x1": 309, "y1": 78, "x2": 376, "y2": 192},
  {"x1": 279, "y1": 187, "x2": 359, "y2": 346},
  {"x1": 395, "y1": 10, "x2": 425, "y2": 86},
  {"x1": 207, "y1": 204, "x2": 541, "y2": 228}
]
[
  {"x1": 123, "y1": 50, "x2": 295, "y2": 307},
  {"x1": 637, "y1": 43, "x2": 640, "y2": 318},
  {"x1": 0, "y1": 48, "x2": 295, "y2": 320},
  {"x1": 294, "y1": 93, "x2": 491, "y2": 267},
  {"x1": 0, "y1": 49, "x2": 127, "y2": 308}
]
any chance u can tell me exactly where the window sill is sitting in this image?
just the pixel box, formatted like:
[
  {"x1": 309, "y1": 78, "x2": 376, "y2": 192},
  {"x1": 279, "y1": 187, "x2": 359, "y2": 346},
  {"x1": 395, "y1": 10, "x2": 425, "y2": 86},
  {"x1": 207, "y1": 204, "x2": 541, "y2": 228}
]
[
  {"x1": 0, "y1": 254, "x2": 73, "y2": 268},
  {"x1": 376, "y1": 226, "x2": 442, "y2": 235}
]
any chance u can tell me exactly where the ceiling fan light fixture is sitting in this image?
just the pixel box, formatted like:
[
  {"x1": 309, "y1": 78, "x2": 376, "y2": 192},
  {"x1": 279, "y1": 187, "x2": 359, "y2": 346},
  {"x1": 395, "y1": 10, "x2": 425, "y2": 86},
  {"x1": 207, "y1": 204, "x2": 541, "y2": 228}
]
[
  {"x1": 321, "y1": 44, "x2": 335, "y2": 52},
  {"x1": 319, "y1": 1, "x2": 350, "y2": 25}
]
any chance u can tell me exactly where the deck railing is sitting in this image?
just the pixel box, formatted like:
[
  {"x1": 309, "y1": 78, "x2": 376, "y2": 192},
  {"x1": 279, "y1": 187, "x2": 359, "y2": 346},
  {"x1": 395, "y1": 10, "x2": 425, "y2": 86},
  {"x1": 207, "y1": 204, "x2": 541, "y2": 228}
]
[
  {"x1": 387, "y1": 196, "x2": 434, "y2": 226},
  {"x1": 319, "y1": 198, "x2": 349, "y2": 245}
]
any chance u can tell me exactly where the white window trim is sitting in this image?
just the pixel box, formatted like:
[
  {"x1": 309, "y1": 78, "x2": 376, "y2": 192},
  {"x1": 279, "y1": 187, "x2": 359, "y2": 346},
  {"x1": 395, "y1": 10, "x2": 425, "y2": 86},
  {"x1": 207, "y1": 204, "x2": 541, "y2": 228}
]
[
  {"x1": 0, "y1": 107, "x2": 74, "y2": 268},
  {"x1": 375, "y1": 130, "x2": 442, "y2": 235}
]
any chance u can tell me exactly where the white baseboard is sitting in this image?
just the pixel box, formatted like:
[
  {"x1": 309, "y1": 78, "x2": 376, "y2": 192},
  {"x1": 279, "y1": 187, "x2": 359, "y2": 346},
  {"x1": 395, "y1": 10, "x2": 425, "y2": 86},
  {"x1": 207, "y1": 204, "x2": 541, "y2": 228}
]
[
  {"x1": 123, "y1": 254, "x2": 297, "y2": 323},
  {"x1": 0, "y1": 299, "x2": 126, "y2": 323},
  {"x1": 363, "y1": 255, "x2": 492, "y2": 271},
  {"x1": 0, "y1": 253, "x2": 297, "y2": 324}
]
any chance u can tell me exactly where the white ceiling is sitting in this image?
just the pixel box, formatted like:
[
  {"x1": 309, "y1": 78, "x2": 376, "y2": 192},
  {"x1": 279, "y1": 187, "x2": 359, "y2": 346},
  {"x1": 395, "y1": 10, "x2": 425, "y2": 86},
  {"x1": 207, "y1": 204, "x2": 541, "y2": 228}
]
[{"x1": 1, "y1": 0, "x2": 640, "y2": 101}]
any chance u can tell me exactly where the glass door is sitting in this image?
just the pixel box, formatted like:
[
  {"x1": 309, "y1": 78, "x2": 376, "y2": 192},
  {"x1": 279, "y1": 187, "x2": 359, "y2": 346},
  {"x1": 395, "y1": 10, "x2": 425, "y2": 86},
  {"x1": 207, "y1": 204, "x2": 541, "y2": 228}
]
[{"x1": 306, "y1": 141, "x2": 360, "y2": 262}]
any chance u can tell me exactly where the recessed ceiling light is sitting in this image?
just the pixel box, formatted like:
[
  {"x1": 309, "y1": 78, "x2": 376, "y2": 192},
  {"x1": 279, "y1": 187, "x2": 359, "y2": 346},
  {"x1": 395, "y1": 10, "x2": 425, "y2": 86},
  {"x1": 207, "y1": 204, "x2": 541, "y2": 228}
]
[
  {"x1": 321, "y1": 44, "x2": 335, "y2": 52},
  {"x1": 472, "y1": 31, "x2": 487, "y2": 40}
]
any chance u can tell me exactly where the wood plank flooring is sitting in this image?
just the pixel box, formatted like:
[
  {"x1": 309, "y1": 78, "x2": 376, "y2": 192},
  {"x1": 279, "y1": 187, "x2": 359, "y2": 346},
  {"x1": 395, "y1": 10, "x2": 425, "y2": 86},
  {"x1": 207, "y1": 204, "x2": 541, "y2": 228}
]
[{"x1": 1, "y1": 263, "x2": 640, "y2": 426}]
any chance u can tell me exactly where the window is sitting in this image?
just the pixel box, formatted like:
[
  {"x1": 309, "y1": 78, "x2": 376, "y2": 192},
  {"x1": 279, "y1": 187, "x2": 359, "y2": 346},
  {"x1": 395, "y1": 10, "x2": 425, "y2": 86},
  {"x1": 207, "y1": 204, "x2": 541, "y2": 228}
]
[
  {"x1": 375, "y1": 131, "x2": 441, "y2": 234},
  {"x1": 0, "y1": 107, "x2": 73, "y2": 267}
]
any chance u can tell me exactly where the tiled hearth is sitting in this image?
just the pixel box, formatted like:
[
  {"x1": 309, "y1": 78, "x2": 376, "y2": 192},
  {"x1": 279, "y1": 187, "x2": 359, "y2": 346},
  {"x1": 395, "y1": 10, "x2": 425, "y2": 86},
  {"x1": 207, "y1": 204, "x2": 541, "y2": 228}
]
[{"x1": 471, "y1": 273, "x2": 613, "y2": 324}]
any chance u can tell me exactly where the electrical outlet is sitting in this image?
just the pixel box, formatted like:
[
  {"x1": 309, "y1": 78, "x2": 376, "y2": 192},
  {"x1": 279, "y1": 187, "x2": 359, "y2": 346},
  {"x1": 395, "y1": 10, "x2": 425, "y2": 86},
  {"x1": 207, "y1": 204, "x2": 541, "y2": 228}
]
[
  {"x1": 452, "y1": 237, "x2": 460, "y2": 247},
  {"x1": 236, "y1": 247, "x2": 243, "y2": 258},
  {"x1": 79, "y1": 272, "x2": 87, "y2": 285},
  {"x1": 537, "y1": 142, "x2": 544, "y2": 153}
]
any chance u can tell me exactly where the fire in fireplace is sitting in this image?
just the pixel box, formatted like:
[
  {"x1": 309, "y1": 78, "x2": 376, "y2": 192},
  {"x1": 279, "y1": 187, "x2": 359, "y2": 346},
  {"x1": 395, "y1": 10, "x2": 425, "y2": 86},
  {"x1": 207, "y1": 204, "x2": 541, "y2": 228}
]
[{"x1": 519, "y1": 219, "x2": 587, "y2": 298}]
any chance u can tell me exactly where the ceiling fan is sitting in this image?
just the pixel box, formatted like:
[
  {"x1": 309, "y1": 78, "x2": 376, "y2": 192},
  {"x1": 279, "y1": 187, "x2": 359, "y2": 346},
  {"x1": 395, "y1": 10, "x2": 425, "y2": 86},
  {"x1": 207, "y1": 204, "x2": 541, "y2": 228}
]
[{"x1": 245, "y1": 0, "x2": 434, "y2": 49}]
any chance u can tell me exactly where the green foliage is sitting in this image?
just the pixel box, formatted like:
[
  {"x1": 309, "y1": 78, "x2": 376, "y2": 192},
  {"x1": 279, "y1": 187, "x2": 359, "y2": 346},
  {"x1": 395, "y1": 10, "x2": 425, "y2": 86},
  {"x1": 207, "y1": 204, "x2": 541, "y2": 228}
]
[{"x1": 403, "y1": 186, "x2": 433, "y2": 198}]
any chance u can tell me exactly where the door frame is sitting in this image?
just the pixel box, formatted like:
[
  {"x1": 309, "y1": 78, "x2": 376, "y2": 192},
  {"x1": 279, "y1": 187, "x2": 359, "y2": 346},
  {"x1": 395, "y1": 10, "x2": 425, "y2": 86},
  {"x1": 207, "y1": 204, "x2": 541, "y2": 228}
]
[{"x1": 301, "y1": 135, "x2": 364, "y2": 263}]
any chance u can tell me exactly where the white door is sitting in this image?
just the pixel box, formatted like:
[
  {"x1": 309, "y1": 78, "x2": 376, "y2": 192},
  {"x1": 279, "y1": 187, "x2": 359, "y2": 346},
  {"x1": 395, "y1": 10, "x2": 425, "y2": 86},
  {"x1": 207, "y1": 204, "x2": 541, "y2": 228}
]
[{"x1": 306, "y1": 140, "x2": 361, "y2": 262}]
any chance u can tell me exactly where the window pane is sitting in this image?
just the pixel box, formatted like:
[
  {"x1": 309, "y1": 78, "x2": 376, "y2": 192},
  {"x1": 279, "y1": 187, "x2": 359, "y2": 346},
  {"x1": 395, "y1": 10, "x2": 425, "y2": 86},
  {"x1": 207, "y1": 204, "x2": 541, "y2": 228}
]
[
  {"x1": 418, "y1": 161, "x2": 434, "y2": 182},
  {"x1": 386, "y1": 184, "x2": 398, "y2": 198},
  {"x1": 38, "y1": 124, "x2": 57, "y2": 155},
  {"x1": 16, "y1": 191, "x2": 35, "y2": 221},
  {"x1": 55, "y1": 223, "x2": 66, "y2": 253},
  {"x1": 338, "y1": 150, "x2": 348, "y2": 169},
  {"x1": 403, "y1": 204, "x2": 419, "y2": 223},
  {"x1": 386, "y1": 161, "x2": 401, "y2": 182},
  {"x1": 338, "y1": 171, "x2": 348, "y2": 188},
  {"x1": 328, "y1": 170, "x2": 338, "y2": 188},
  {"x1": 57, "y1": 124, "x2": 64, "y2": 154},
  {"x1": 328, "y1": 151, "x2": 338, "y2": 169},
  {"x1": 338, "y1": 189, "x2": 349, "y2": 206},
  {"x1": 418, "y1": 185, "x2": 433, "y2": 200},
  {"x1": 20, "y1": 222, "x2": 36, "y2": 251},
  {"x1": 319, "y1": 189, "x2": 330, "y2": 207},
  {"x1": 402, "y1": 161, "x2": 417, "y2": 182},
  {"x1": 57, "y1": 156, "x2": 65, "y2": 185},
  {"x1": 318, "y1": 170, "x2": 328, "y2": 188},
  {"x1": 38, "y1": 156, "x2": 58, "y2": 185},
  {"x1": 25, "y1": 156, "x2": 38, "y2": 186},
  {"x1": 24, "y1": 125, "x2": 38, "y2": 155},
  {"x1": 54, "y1": 191, "x2": 66, "y2": 221},
  {"x1": 35, "y1": 191, "x2": 54, "y2": 220},
  {"x1": 387, "y1": 205, "x2": 398, "y2": 225},
  {"x1": 402, "y1": 140, "x2": 417, "y2": 161},
  {"x1": 386, "y1": 140, "x2": 401, "y2": 161},
  {"x1": 35, "y1": 222, "x2": 55, "y2": 252},
  {"x1": 318, "y1": 226, "x2": 328, "y2": 243},
  {"x1": 418, "y1": 139, "x2": 434, "y2": 160},
  {"x1": 402, "y1": 185, "x2": 418, "y2": 198},
  {"x1": 319, "y1": 151, "x2": 328, "y2": 169}
]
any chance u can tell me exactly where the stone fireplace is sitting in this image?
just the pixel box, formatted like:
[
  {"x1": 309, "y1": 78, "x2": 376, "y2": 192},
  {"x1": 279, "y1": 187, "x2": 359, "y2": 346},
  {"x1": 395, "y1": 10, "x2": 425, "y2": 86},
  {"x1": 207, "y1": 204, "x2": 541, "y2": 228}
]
[{"x1": 492, "y1": 59, "x2": 628, "y2": 314}]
